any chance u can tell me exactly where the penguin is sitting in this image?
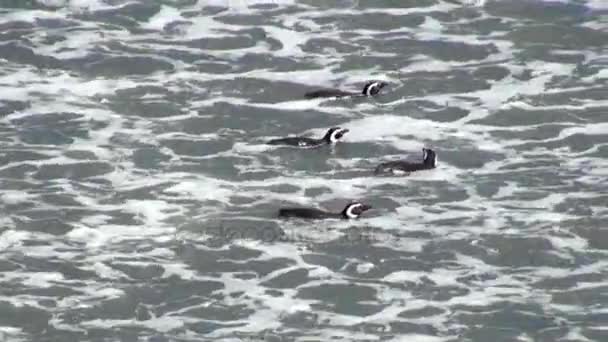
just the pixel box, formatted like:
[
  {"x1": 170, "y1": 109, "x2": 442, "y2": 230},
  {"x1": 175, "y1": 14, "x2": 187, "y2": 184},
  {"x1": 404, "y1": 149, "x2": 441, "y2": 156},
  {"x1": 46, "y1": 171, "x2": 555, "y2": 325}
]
[
  {"x1": 374, "y1": 148, "x2": 437, "y2": 175},
  {"x1": 304, "y1": 80, "x2": 388, "y2": 99},
  {"x1": 266, "y1": 127, "x2": 349, "y2": 148},
  {"x1": 278, "y1": 201, "x2": 372, "y2": 220}
]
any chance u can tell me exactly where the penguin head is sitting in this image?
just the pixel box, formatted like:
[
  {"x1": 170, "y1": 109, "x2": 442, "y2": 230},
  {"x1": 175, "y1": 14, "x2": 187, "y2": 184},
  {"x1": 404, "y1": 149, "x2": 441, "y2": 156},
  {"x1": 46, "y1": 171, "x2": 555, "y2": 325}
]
[
  {"x1": 323, "y1": 127, "x2": 350, "y2": 144},
  {"x1": 341, "y1": 202, "x2": 372, "y2": 219},
  {"x1": 362, "y1": 81, "x2": 388, "y2": 96},
  {"x1": 422, "y1": 148, "x2": 437, "y2": 168}
]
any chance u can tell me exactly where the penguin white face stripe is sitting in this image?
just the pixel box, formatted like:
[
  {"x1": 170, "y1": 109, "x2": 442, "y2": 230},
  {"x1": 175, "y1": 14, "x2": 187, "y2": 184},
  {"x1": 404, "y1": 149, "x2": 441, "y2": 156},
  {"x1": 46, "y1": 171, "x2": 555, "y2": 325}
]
[
  {"x1": 329, "y1": 129, "x2": 346, "y2": 143},
  {"x1": 433, "y1": 154, "x2": 438, "y2": 167},
  {"x1": 423, "y1": 149, "x2": 428, "y2": 162},
  {"x1": 365, "y1": 82, "x2": 380, "y2": 96},
  {"x1": 345, "y1": 203, "x2": 362, "y2": 218}
]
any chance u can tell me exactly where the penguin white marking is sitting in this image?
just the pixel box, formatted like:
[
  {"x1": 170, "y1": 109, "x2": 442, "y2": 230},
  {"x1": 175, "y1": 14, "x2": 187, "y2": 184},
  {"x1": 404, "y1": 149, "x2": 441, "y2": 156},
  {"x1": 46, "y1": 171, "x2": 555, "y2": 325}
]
[{"x1": 345, "y1": 203, "x2": 363, "y2": 219}]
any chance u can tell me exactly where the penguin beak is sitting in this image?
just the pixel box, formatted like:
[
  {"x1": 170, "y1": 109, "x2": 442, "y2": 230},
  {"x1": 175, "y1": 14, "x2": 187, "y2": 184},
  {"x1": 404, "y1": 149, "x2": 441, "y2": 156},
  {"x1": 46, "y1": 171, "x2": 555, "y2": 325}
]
[{"x1": 361, "y1": 204, "x2": 372, "y2": 212}]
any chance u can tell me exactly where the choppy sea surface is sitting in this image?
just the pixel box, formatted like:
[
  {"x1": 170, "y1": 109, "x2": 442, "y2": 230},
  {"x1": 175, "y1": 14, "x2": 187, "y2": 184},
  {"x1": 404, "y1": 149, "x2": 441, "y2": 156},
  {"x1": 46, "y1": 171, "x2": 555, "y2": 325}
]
[{"x1": 1, "y1": 0, "x2": 607, "y2": 341}]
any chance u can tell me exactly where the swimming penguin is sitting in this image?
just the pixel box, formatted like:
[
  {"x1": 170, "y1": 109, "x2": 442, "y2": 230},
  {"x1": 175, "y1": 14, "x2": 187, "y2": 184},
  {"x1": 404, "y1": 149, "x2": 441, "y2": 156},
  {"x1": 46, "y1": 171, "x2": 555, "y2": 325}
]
[
  {"x1": 304, "y1": 80, "x2": 388, "y2": 99},
  {"x1": 266, "y1": 127, "x2": 349, "y2": 148},
  {"x1": 374, "y1": 148, "x2": 437, "y2": 175},
  {"x1": 278, "y1": 201, "x2": 372, "y2": 220}
]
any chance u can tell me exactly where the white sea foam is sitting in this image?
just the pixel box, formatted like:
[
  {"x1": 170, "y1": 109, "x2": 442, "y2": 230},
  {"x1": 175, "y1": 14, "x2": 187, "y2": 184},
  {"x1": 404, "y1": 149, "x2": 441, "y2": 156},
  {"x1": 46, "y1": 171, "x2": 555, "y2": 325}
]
[{"x1": 0, "y1": 230, "x2": 30, "y2": 250}]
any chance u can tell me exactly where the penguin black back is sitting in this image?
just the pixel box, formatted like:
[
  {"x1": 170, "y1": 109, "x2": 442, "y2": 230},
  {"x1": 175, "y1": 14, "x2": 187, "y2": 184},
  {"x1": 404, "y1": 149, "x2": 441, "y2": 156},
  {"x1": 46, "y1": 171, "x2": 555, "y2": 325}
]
[
  {"x1": 278, "y1": 202, "x2": 372, "y2": 220},
  {"x1": 304, "y1": 80, "x2": 388, "y2": 99},
  {"x1": 278, "y1": 207, "x2": 339, "y2": 219},
  {"x1": 266, "y1": 127, "x2": 349, "y2": 148},
  {"x1": 304, "y1": 89, "x2": 355, "y2": 99}
]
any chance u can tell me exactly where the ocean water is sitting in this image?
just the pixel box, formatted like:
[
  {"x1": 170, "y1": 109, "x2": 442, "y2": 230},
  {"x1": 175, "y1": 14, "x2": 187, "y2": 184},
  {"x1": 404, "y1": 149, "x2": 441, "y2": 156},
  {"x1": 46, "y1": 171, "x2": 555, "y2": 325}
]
[{"x1": 0, "y1": 0, "x2": 607, "y2": 341}]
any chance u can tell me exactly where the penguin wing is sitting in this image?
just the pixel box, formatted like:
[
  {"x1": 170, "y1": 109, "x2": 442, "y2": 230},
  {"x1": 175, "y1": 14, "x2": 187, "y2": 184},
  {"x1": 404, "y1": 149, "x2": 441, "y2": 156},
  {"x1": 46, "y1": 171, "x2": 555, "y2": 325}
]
[{"x1": 304, "y1": 89, "x2": 357, "y2": 99}]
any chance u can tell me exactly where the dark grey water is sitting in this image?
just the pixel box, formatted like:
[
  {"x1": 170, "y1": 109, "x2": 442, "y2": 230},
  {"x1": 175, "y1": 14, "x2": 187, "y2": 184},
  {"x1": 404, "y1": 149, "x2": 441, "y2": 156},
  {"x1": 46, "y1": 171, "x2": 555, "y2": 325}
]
[{"x1": 0, "y1": 0, "x2": 607, "y2": 341}]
